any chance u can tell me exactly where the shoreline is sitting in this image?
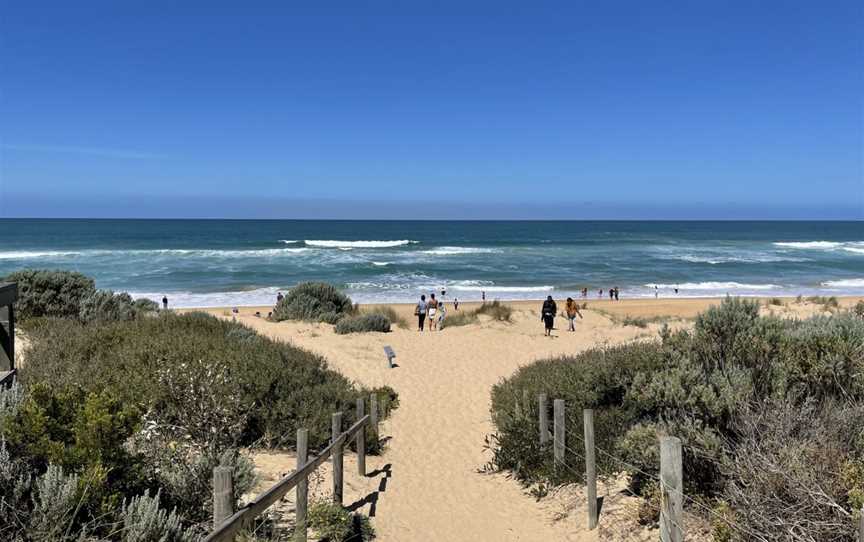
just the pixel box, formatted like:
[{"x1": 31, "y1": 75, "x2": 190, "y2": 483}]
[{"x1": 183, "y1": 294, "x2": 864, "y2": 320}]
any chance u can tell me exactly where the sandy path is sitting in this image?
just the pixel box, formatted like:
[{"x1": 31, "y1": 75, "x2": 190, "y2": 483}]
[{"x1": 223, "y1": 305, "x2": 662, "y2": 541}]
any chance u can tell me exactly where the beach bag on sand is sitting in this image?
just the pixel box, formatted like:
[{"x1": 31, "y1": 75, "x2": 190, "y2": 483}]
[{"x1": 414, "y1": 305, "x2": 420, "y2": 316}]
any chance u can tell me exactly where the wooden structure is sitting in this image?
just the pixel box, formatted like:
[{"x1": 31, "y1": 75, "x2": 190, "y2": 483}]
[
  {"x1": 0, "y1": 282, "x2": 17, "y2": 387},
  {"x1": 204, "y1": 394, "x2": 380, "y2": 542}
]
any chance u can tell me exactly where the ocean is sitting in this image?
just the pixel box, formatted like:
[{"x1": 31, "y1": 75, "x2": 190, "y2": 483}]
[{"x1": 0, "y1": 219, "x2": 861, "y2": 307}]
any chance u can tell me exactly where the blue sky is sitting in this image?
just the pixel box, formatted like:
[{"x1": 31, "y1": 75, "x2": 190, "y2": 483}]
[{"x1": 1, "y1": 1, "x2": 862, "y2": 219}]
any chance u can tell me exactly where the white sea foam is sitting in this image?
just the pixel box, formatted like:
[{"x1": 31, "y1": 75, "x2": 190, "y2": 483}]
[
  {"x1": 130, "y1": 287, "x2": 284, "y2": 308},
  {"x1": 774, "y1": 241, "x2": 842, "y2": 249},
  {"x1": 452, "y1": 284, "x2": 554, "y2": 292},
  {"x1": 647, "y1": 282, "x2": 780, "y2": 291},
  {"x1": 673, "y1": 254, "x2": 803, "y2": 264},
  {"x1": 371, "y1": 261, "x2": 391, "y2": 267},
  {"x1": 304, "y1": 239, "x2": 417, "y2": 248},
  {"x1": 279, "y1": 240, "x2": 300, "y2": 244},
  {"x1": 421, "y1": 246, "x2": 501, "y2": 256},
  {"x1": 0, "y1": 250, "x2": 83, "y2": 259},
  {"x1": 821, "y1": 278, "x2": 864, "y2": 288}
]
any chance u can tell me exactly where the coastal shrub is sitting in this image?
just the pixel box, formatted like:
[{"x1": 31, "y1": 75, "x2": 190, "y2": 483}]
[
  {"x1": 79, "y1": 289, "x2": 157, "y2": 322},
  {"x1": 620, "y1": 315, "x2": 648, "y2": 328},
  {"x1": 119, "y1": 490, "x2": 193, "y2": 542},
  {"x1": 308, "y1": 500, "x2": 375, "y2": 542},
  {"x1": 475, "y1": 300, "x2": 513, "y2": 322},
  {"x1": 488, "y1": 298, "x2": 864, "y2": 539},
  {"x1": 440, "y1": 311, "x2": 478, "y2": 328},
  {"x1": 364, "y1": 305, "x2": 408, "y2": 329},
  {"x1": 21, "y1": 312, "x2": 396, "y2": 451},
  {"x1": 767, "y1": 297, "x2": 784, "y2": 306},
  {"x1": 334, "y1": 313, "x2": 391, "y2": 334},
  {"x1": 854, "y1": 301, "x2": 864, "y2": 318},
  {"x1": 3, "y1": 269, "x2": 96, "y2": 320},
  {"x1": 272, "y1": 282, "x2": 355, "y2": 323}
]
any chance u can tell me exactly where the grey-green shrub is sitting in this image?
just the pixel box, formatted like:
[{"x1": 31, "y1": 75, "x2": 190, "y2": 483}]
[
  {"x1": 21, "y1": 312, "x2": 396, "y2": 451},
  {"x1": 272, "y1": 282, "x2": 355, "y2": 323},
  {"x1": 308, "y1": 500, "x2": 375, "y2": 542},
  {"x1": 334, "y1": 313, "x2": 391, "y2": 334},
  {"x1": 3, "y1": 269, "x2": 96, "y2": 320},
  {"x1": 79, "y1": 290, "x2": 140, "y2": 322},
  {"x1": 488, "y1": 297, "x2": 864, "y2": 537},
  {"x1": 119, "y1": 491, "x2": 194, "y2": 542}
]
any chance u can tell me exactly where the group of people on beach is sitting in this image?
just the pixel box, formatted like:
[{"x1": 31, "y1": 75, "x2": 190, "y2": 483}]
[
  {"x1": 541, "y1": 295, "x2": 584, "y2": 336},
  {"x1": 415, "y1": 293, "x2": 449, "y2": 331}
]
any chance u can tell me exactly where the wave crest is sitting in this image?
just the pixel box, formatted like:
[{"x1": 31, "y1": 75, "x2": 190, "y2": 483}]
[{"x1": 304, "y1": 239, "x2": 417, "y2": 248}]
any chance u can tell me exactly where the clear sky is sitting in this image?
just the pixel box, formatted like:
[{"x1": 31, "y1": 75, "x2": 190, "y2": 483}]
[{"x1": 1, "y1": 1, "x2": 862, "y2": 219}]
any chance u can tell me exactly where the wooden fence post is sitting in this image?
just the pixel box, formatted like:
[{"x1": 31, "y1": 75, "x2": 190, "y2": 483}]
[
  {"x1": 553, "y1": 399, "x2": 565, "y2": 466},
  {"x1": 583, "y1": 409, "x2": 598, "y2": 530},
  {"x1": 295, "y1": 428, "x2": 308, "y2": 542},
  {"x1": 370, "y1": 393, "x2": 379, "y2": 442},
  {"x1": 356, "y1": 397, "x2": 366, "y2": 476},
  {"x1": 538, "y1": 393, "x2": 549, "y2": 446},
  {"x1": 213, "y1": 466, "x2": 234, "y2": 530},
  {"x1": 859, "y1": 503, "x2": 863, "y2": 542},
  {"x1": 332, "y1": 412, "x2": 344, "y2": 505},
  {"x1": 660, "y1": 436, "x2": 683, "y2": 542}
]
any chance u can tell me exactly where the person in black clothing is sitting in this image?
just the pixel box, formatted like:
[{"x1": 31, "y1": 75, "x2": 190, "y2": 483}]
[
  {"x1": 541, "y1": 295, "x2": 557, "y2": 336},
  {"x1": 162, "y1": 295, "x2": 168, "y2": 310}
]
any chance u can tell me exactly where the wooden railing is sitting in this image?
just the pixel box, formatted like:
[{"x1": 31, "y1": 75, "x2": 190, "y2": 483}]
[{"x1": 204, "y1": 393, "x2": 381, "y2": 542}]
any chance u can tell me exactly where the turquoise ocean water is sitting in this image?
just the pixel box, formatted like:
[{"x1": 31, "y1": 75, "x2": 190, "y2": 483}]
[{"x1": 0, "y1": 219, "x2": 861, "y2": 307}]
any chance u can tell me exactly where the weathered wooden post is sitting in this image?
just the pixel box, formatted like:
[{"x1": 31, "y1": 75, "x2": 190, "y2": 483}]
[
  {"x1": 553, "y1": 399, "x2": 565, "y2": 466},
  {"x1": 859, "y1": 503, "x2": 863, "y2": 542},
  {"x1": 295, "y1": 428, "x2": 309, "y2": 542},
  {"x1": 332, "y1": 412, "x2": 344, "y2": 505},
  {"x1": 356, "y1": 397, "x2": 366, "y2": 476},
  {"x1": 660, "y1": 436, "x2": 683, "y2": 542},
  {"x1": 212, "y1": 466, "x2": 234, "y2": 530},
  {"x1": 538, "y1": 393, "x2": 549, "y2": 446},
  {"x1": 583, "y1": 409, "x2": 598, "y2": 529},
  {"x1": 370, "y1": 393, "x2": 379, "y2": 443}
]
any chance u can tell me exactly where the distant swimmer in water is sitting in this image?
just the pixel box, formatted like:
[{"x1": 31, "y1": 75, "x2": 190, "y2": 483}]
[{"x1": 674, "y1": 286, "x2": 679, "y2": 295}]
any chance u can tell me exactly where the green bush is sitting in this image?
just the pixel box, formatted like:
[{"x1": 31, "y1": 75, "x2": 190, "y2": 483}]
[
  {"x1": 79, "y1": 290, "x2": 157, "y2": 322},
  {"x1": 335, "y1": 313, "x2": 391, "y2": 334},
  {"x1": 272, "y1": 282, "x2": 355, "y2": 323},
  {"x1": 21, "y1": 312, "x2": 395, "y2": 451},
  {"x1": 363, "y1": 306, "x2": 408, "y2": 329},
  {"x1": 440, "y1": 311, "x2": 478, "y2": 328},
  {"x1": 3, "y1": 269, "x2": 96, "y2": 320},
  {"x1": 488, "y1": 298, "x2": 864, "y2": 539},
  {"x1": 308, "y1": 500, "x2": 375, "y2": 541},
  {"x1": 854, "y1": 301, "x2": 864, "y2": 319},
  {"x1": 475, "y1": 300, "x2": 513, "y2": 322}
]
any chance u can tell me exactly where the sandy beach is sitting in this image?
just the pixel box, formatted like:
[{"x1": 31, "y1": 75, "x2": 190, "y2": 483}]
[{"x1": 182, "y1": 296, "x2": 862, "y2": 541}]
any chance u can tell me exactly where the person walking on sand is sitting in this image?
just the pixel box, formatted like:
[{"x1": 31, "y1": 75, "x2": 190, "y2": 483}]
[
  {"x1": 437, "y1": 301, "x2": 447, "y2": 329},
  {"x1": 565, "y1": 297, "x2": 583, "y2": 332},
  {"x1": 454, "y1": 298, "x2": 459, "y2": 311},
  {"x1": 598, "y1": 289, "x2": 603, "y2": 299},
  {"x1": 609, "y1": 288, "x2": 614, "y2": 300},
  {"x1": 276, "y1": 291, "x2": 284, "y2": 303},
  {"x1": 541, "y1": 295, "x2": 557, "y2": 336},
  {"x1": 162, "y1": 295, "x2": 168, "y2": 310},
  {"x1": 427, "y1": 293, "x2": 440, "y2": 331},
  {"x1": 482, "y1": 291, "x2": 486, "y2": 302},
  {"x1": 655, "y1": 285, "x2": 658, "y2": 298},
  {"x1": 415, "y1": 294, "x2": 428, "y2": 331},
  {"x1": 614, "y1": 287, "x2": 619, "y2": 301}
]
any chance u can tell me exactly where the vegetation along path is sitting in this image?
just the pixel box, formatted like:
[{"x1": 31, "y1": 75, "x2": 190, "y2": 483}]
[{"x1": 226, "y1": 302, "x2": 669, "y2": 541}]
